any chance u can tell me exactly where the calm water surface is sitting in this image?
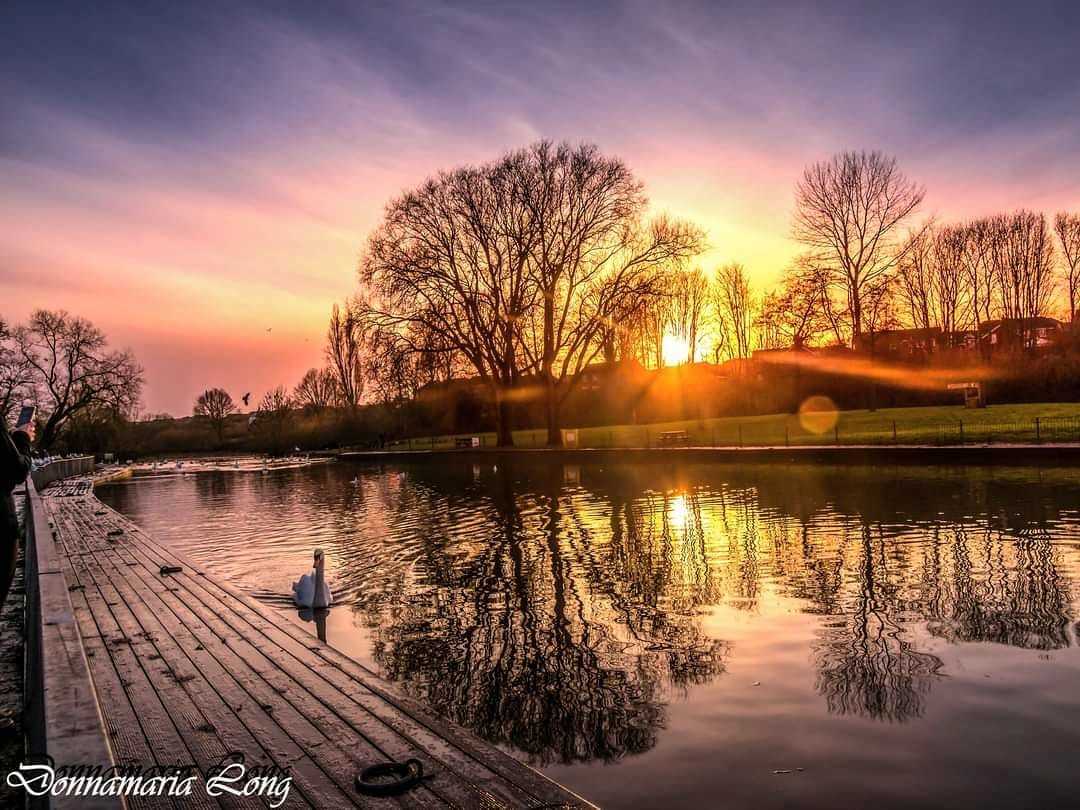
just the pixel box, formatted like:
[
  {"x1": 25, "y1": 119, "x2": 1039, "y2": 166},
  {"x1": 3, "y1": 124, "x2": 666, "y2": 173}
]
[{"x1": 98, "y1": 460, "x2": 1080, "y2": 809}]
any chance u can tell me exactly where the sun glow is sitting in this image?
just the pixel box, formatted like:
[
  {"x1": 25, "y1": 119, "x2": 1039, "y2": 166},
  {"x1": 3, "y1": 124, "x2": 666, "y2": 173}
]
[{"x1": 661, "y1": 333, "x2": 691, "y2": 367}]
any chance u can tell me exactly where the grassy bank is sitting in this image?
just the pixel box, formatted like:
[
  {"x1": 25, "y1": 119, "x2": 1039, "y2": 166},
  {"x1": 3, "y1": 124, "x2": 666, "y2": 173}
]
[{"x1": 386, "y1": 402, "x2": 1080, "y2": 450}]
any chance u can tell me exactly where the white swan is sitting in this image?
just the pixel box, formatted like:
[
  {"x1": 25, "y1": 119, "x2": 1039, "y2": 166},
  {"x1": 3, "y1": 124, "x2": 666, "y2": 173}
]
[{"x1": 293, "y1": 549, "x2": 333, "y2": 609}]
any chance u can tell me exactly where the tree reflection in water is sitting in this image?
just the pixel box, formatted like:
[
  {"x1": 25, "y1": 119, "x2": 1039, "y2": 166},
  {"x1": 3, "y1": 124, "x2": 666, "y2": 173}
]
[
  {"x1": 367, "y1": 469, "x2": 728, "y2": 765},
  {"x1": 921, "y1": 527, "x2": 1073, "y2": 650},
  {"x1": 343, "y1": 461, "x2": 1080, "y2": 758},
  {"x1": 812, "y1": 524, "x2": 944, "y2": 723}
]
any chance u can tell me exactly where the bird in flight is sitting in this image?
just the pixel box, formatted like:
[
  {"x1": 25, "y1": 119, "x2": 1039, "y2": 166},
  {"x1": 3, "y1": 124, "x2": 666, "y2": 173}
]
[
  {"x1": 266, "y1": 327, "x2": 273, "y2": 334},
  {"x1": 242, "y1": 392, "x2": 251, "y2": 407}
]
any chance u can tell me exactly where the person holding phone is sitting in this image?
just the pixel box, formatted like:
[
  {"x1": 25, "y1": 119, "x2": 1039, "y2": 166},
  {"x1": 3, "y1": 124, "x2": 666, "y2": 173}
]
[{"x1": 1, "y1": 409, "x2": 34, "y2": 608}]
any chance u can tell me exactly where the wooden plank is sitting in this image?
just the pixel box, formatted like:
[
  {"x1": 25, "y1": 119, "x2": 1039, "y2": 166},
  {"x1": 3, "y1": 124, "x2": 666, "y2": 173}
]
[
  {"x1": 22, "y1": 481, "x2": 121, "y2": 810},
  {"x1": 106, "y1": 551, "x2": 437, "y2": 810},
  {"x1": 48, "y1": 502, "x2": 220, "y2": 810},
  {"x1": 52, "y1": 501, "x2": 352, "y2": 810},
  {"x1": 65, "y1": 505, "x2": 381, "y2": 810},
  {"x1": 67, "y1": 527, "x2": 322, "y2": 810},
  {"x1": 65, "y1": 573, "x2": 179, "y2": 810}
]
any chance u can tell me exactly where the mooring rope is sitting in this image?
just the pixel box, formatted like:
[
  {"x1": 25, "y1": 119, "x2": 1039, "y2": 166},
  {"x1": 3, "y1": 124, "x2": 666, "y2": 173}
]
[{"x1": 354, "y1": 758, "x2": 430, "y2": 796}]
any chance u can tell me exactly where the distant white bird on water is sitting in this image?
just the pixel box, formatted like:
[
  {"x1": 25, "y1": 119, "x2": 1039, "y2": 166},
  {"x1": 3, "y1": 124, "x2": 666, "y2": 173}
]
[{"x1": 293, "y1": 549, "x2": 333, "y2": 609}]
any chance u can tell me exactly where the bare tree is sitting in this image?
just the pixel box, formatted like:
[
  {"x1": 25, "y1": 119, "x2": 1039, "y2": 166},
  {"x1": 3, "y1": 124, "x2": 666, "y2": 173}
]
[
  {"x1": 0, "y1": 318, "x2": 34, "y2": 425},
  {"x1": 989, "y1": 211, "x2": 1056, "y2": 322},
  {"x1": 16, "y1": 310, "x2": 143, "y2": 450},
  {"x1": 896, "y1": 224, "x2": 968, "y2": 340},
  {"x1": 961, "y1": 218, "x2": 997, "y2": 327},
  {"x1": 596, "y1": 283, "x2": 667, "y2": 365},
  {"x1": 793, "y1": 151, "x2": 924, "y2": 340},
  {"x1": 255, "y1": 385, "x2": 293, "y2": 452},
  {"x1": 707, "y1": 314, "x2": 728, "y2": 364},
  {"x1": 193, "y1": 387, "x2": 236, "y2": 445},
  {"x1": 670, "y1": 267, "x2": 710, "y2": 363},
  {"x1": 713, "y1": 263, "x2": 754, "y2": 359},
  {"x1": 862, "y1": 275, "x2": 900, "y2": 338},
  {"x1": 360, "y1": 324, "x2": 452, "y2": 413},
  {"x1": 325, "y1": 303, "x2": 365, "y2": 409},
  {"x1": 634, "y1": 291, "x2": 673, "y2": 369},
  {"x1": 754, "y1": 262, "x2": 830, "y2": 350},
  {"x1": 896, "y1": 226, "x2": 934, "y2": 330},
  {"x1": 293, "y1": 368, "x2": 340, "y2": 412},
  {"x1": 931, "y1": 225, "x2": 969, "y2": 337},
  {"x1": 1054, "y1": 212, "x2": 1080, "y2": 322}
]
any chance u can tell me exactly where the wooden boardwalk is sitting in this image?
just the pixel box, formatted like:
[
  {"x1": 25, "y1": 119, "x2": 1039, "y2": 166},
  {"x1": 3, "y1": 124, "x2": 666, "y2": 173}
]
[{"x1": 40, "y1": 478, "x2": 592, "y2": 809}]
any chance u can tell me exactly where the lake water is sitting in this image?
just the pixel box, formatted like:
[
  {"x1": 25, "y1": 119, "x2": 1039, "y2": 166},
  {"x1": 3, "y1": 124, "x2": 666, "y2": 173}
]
[{"x1": 98, "y1": 459, "x2": 1080, "y2": 809}]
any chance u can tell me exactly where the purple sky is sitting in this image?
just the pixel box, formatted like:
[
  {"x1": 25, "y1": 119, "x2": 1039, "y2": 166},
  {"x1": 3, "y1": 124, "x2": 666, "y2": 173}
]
[{"x1": 3, "y1": 1, "x2": 1079, "y2": 414}]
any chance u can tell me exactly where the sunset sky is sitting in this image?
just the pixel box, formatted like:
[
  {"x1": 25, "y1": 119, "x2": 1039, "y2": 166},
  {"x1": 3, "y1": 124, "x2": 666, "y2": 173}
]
[{"x1": 4, "y1": 1, "x2": 1079, "y2": 415}]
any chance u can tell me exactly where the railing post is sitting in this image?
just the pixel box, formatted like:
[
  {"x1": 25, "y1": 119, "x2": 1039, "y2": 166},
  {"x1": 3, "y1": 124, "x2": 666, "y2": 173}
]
[
  {"x1": 834, "y1": 424, "x2": 839, "y2": 445},
  {"x1": 784, "y1": 425, "x2": 789, "y2": 447},
  {"x1": 738, "y1": 425, "x2": 743, "y2": 448},
  {"x1": 1035, "y1": 417, "x2": 1041, "y2": 443},
  {"x1": 959, "y1": 420, "x2": 964, "y2": 444},
  {"x1": 892, "y1": 420, "x2": 897, "y2": 444}
]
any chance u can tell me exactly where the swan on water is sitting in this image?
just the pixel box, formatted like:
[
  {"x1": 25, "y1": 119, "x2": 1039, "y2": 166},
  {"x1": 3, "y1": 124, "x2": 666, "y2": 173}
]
[{"x1": 293, "y1": 549, "x2": 333, "y2": 609}]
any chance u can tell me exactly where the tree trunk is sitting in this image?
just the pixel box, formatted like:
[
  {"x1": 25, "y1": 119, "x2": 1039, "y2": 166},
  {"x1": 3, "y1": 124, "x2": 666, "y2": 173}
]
[
  {"x1": 545, "y1": 379, "x2": 562, "y2": 447},
  {"x1": 38, "y1": 414, "x2": 62, "y2": 452},
  {"x1": 850, "y1": 284, "x2": 862, "y2": 342},
  {"x1": 494, "y1": 388, "x2": 514, "y2": 448},
  {"x1": 541, "y1": 293, "x2": 562, "y2": 447}
]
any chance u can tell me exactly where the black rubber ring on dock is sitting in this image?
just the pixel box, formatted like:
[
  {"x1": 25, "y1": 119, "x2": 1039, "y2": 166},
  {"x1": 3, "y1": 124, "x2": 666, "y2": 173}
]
[{"x1": 355, "y1": 758, "x2": 428, "y2": 796}]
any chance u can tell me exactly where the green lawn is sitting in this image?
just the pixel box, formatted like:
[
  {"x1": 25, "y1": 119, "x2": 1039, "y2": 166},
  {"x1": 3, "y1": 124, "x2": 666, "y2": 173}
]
[{"x1": 388, "y1": 402, "x2": 1080, "y2": 450}]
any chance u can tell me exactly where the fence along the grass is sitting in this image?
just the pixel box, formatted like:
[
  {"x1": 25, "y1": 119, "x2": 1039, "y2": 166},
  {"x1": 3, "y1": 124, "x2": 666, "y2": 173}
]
[{"x1": 384, "y1": 414, "x2": 1080, "y2": 450}]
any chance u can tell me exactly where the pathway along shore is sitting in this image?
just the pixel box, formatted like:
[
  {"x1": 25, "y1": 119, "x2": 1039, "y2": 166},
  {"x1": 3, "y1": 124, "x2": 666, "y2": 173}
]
[{"x1": 25, "y1": 472, "x2": 593, "y2": 809}]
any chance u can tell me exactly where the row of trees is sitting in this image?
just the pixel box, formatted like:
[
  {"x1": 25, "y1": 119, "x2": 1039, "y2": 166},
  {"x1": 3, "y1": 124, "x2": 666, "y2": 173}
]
[
  {"x1": 894, "y1": 211, "x2": 1072, "y2": 338},
  {"x1": 336, "y1": 142, "x2": 1080, "y2": 447},
  {"x1": 1, "y1": 310, "x2": 142, "y2": 450},
  {"x1": 766, "y1": 152, "x2": 1080, "y2": 350}
]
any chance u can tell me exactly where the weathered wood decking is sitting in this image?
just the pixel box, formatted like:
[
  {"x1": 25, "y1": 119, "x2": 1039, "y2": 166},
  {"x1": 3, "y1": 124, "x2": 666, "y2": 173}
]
[{"x1": 39, "y1": 478, "x2": 592, "y2": 809}]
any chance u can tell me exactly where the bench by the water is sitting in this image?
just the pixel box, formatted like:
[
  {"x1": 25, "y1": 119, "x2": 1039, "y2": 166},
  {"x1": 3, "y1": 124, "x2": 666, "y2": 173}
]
[{"x1": 26, "y1": 471, "x2": 593, "y2": 809}]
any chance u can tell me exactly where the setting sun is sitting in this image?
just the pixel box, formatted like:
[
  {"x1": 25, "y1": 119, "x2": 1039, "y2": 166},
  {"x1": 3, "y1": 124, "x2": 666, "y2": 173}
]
[{"x1": 662, "y1": 333, "x2": 691, "y2": 366}]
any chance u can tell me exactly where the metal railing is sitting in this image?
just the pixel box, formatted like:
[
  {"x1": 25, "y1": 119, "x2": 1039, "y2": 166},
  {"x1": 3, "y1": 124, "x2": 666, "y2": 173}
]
[
  {"x1": 22, "y1": 473, "x2": 120, "y2": 809},
  {"x1": 382, "y1": 415, "x2": 1080, "y2": 451},
  {"x1": 29, "y1": 456, "x2": 95, "y2": 491}
]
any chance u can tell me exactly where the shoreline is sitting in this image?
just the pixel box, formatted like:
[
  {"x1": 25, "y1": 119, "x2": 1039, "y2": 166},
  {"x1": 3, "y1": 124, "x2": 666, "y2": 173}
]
[{"x1": 335, "y1": 443, "x2": 1080, "y2": 466}]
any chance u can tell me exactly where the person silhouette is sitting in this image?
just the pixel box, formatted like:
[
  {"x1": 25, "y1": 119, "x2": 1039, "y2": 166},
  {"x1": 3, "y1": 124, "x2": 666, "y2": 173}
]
[{"x1": 1, "y1": 425, "x2": 32, "y2": 608}]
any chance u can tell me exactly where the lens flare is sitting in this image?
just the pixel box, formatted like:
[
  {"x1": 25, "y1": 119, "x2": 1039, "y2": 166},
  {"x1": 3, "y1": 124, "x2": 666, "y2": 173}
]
[{"x1": 798, "y1": 395, "x2": 839, "y2": 434}]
